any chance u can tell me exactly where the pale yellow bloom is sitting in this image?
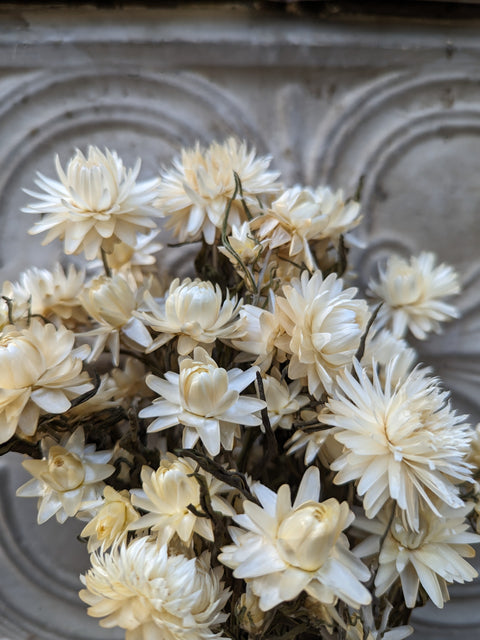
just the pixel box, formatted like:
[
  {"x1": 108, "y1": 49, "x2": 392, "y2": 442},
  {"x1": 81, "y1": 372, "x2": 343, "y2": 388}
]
[
  {"x1": 236, "y1": 585, "x2": 274, "y2": 637},
  {"x1": 25, "y1": 146, "x2": 160, "y2": 260},
  {"x1": 0, "y1": 319, "x2": 92, "y2": 443},
  {"x1": 368, "y1": 252, "x2": 460, "y2": 340},
  {"x1": 140, "y1": 347, "x2": 265, "y2": 456},
  {"x1": 254, "y1": 186, "x2": 361, "y2": 271},
  {"x1": 130, "y1": 455, "x2": 234, "y2": 546},
  {"x1": 80, "y1": 539, "x2": 230, "y2": 640},
  {"x1": 138, "y1": 277, "x2": 244, "y2": 356},
  {"x1": 231, "y1": 300, "x2": 285, "y2": 372},
  {"x1": 219, "y1": 467, "x2": 371, "y2": 611},
  {"x1": 361, "y1": 329, "x2": 416, "y2": 385},
  {"x1": 275, "y1": 271, "x2": 369, "y2": 397},
  {"x1": 16, "y1": 427, "x2": 114, "y2": 523},
  {"x1": 324, "y1": 360, "x2": 473, "y2": 530},
  {"x1": 81, "y1": 273, "x2": 152, "y2": 365},
  {"x1": 81, "y1": 486, "x2": 139, "y2": 553},
  {"x1": 219, "y1": 221, "x2": 263, "y2": 266},
  {"x1": 8, "y1": 263, "x2": 87, "y2": 325},
  {"x1": 262, "y1": 371, "x2": 309, "y2": 430},
  {"x1": 156, "y1": 138, "x2": 280, "y2": 244},
  {"x1": 356, "y1": 503, "x2": 480, "y2": 609}
]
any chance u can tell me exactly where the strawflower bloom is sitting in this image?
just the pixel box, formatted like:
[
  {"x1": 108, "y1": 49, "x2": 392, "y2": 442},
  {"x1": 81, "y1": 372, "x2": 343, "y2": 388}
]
[
  {"x1": 8, "y1": 263, "x2": 87, "y2": 324},
  {"x1": 81, "y1": 273, "x2": 152, "y2": 365},
  {"x1": 323, "y1": 360, "x2": 473, "y2": 530},
  {"x1": 356, "y1": 502, "x2": 480, "y2": 609},
  {"x1": 139, "y1": 347, "x2": 265, "y2": 456},
  {"x1": 81, "y1": 486, "x2": 139, "y2": 552},
  {"x1": 261, "y1": 371, "x2": 309, "y2": 430},
  {"x1": 137, "y1": 277, "x2": 244, "y2": 355},
  {"x1": 254, "y1": 186, "x2": 361, "y2": 271},
  {"x1": 0, "y1": 319, "x2": 92, "y2": 443},
  {"x1": 80, "y1": 539, "x2": 230, "y2": 640},
  {"x1": 275, "y1": 271, "x2": 369, "y2": 397},
  {"x1": 16, "y1": 427, "x2": 114, "y2": 523},
  {"x1": 230, "y1": 299, "x2": 285, "y2": 371},
  {"x1": 368, "y1": 252, "x2": 460, "y2": 340},
  {"x1": 156, "y1": 138, "x2": 280, "y2": 244},
  {"x1": 219, "y1": 467, "x2": 371, "y2": 611},
  {"x1": 24, "y1": 146, "x2": 160, "y2": 260},
  {"x1": 129, "y1": 455, "x2": 234, "y2": 546}
]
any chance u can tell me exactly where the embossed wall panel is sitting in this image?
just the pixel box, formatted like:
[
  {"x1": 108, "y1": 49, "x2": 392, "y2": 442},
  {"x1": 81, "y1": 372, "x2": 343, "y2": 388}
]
[{"x1": 1, "y1": 5, "x2": 480, "y2": 639}]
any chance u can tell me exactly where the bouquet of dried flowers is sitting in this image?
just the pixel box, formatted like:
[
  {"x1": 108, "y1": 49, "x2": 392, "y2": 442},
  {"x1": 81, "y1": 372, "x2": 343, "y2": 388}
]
[{"x1": 2, "y1": 138, "x2": 479, "y2": 640}]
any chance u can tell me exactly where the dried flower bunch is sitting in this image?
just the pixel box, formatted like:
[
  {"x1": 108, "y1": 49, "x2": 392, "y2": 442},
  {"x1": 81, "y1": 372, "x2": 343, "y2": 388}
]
[{"x1": 2, "y1": 138, "x2": 478, "y2": 640}]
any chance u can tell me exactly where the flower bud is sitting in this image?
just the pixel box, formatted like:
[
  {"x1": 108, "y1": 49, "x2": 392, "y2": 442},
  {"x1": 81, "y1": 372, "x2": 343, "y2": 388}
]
[
  {"x1": 277, "y1": 499, "x2": 343, "y2": 571},
  {"x1": 180, "y1": 362, "x2": 231, "y2": 416},
  {"x1": 45, "y1": 445, "x2": 86, "y2": 492},
  {"x1": 167, "y1": 280, "x2": 221, "y2": 330}
]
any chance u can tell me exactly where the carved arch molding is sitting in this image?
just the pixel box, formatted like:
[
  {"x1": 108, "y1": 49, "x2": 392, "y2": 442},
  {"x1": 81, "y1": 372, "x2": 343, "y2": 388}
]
[{"x1": 1, "y1": 6, "x2": 480, "y2": 639}]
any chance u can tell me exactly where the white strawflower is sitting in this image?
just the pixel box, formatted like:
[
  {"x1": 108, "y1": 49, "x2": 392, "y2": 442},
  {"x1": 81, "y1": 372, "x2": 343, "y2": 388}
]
[
  {"x1": 137, "y1": 277, "x2": 244, "y2": 356},
  {"x1": 361, "y1": 329, "x2": 416, "y2": 385},
  {"x1": 262, "y1": 371, "x2": 309, "y2": 430},
  {"x1": 87, "y1": 229, "x2": 163, "y2": 273},
  {"x1": 218, "y1": 467, "x2": 371, "y2": 611},
  {"x1": 156, "y1": 138, "x2": 280, "y2": 244},
  {"x1": 275, "y1": 271, "x2": 369, "y2": 397},
  {"x1": 0, "y1": 319, "x2": 92, "y2": 444},
  {"x1": 254, "y1": 186, "x2": 361, "y2": 271},
  {"x1": 368, "y1": 252, "x2": 460, "y2": 340},
  {"x1": 16, "y1": 427, "x2": 114, "y2": 523},
  {"x1": 324, "y1": 360, "x2": 473, "y2": 530},
  {"x1": 218, "y1": 221, "x2": 263, "y2": 267},
  {"x1": 139, "y1": 347, "x2": 265, "y2": 456},
  {"x1": 286, "y1": 415, "x2": 337, "y2": 466},
  {"x1": 81, "y1": 486, "x2": 139, "y2": 553},
  {"x1": 8, "y1": 263, "x2": 87, "y2": 324},
  {"x1": 80, "y1": 538, "x2": 230, "y2": 640},
  {"x1": 80, "y1": 273, "x2": 152, "y2": 365},
  {"x1": 235, "y1": 584, "x2": 274, "y2": 637},
  {"x1": 130, "y1": 455, "x2": 234, "y2": 546},
  {"x1": 0, "y1": 280, "x2": 31, "y2": 329},
  {"x1": 24, "y1": 146, "x2": 160, "y2": 260},
  {"x1": 356, "y1": 502, "x2": 480, "y2": 609},
  {"x1": 230, "y1": 300, "x2": 285, "y2": 371}
]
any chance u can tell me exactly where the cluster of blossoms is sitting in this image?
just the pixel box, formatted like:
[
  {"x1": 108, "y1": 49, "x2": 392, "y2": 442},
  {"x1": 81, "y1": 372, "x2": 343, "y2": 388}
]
[{"x1": 1, "y1": 138, "x2": 477, "y2": 640}]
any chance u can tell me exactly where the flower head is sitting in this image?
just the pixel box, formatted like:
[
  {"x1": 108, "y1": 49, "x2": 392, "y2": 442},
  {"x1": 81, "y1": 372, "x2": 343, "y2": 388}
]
[
  {"x1": 262, "y1": 371, "x2": 309, "y2": 431},
  {"x1": 139, "y1": 347, "x2": 265, "y2": 456},
  {"x1": 138, "y1": 277, "x2": 244, "y2": 355},
  {"x1": 24, "y1": 146, "x2": 160, "y2": 260},
  {"x1": 8, "y1": 263, "x2": 87, "y2": 325},
  {"x1": 81, "y1": 273, "x2": 152, "y2": 365},
  {"x1": 80, "y1": 538, "x2": 230, "y2": 640},
  {"x1": 368, "y1": 252, "x2": 460, "y2": 340},
  {"x1": 357, "y1": 502, "x2": 480, "y2": 609},
  {"x1": 81, "y1": 486, "x2": 139, "y2": 553},
  {"x1": 156, "y1": 138, "x2": 280, "y2": 244},
  {"x1": 219, "y1": 467, "x2": 371, "y2": 611},
  {"x1": 129, "y1": 455, "x2": 234, "y2": 546},
  {"x1": 275, "y1": 271, "x2": 369, "y2": 397},
  {"x1": 0, "y1": 319, "x2": 92, "y2": 443},
  {"x1": 16, "y1": 427, "x2": 114, "y2": 523},
  {"x1": 253, "y1": 186, "x2": 361, "y2": 271},
  {"x1": 324, "y1": 360, "x2": 473, "y2": 529}
]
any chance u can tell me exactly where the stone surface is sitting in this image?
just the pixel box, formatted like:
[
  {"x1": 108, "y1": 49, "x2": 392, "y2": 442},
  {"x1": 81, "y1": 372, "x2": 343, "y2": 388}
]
[{"x1": 1, "y1": 4, "x2": 480, "y2": 638}]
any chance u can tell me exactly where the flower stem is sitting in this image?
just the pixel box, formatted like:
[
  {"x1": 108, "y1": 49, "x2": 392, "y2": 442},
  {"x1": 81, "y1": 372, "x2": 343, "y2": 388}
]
[{"x1": 101, "y1": 248, "x2": 112, "y2": 277}]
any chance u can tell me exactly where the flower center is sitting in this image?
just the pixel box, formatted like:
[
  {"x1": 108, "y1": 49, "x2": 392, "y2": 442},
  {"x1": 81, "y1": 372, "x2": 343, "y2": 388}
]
[
  {"x1": 45, "y1": 446, "x2": 86, "y2": 492},
  {"x1": 276, "y1": 499, "x2": 342, "y2": 572}
]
